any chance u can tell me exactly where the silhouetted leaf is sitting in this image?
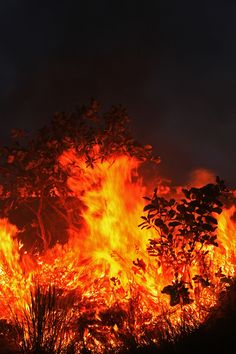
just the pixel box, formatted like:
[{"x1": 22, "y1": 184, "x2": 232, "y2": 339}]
[
  {"x1": 182, "y1": 189, "x2": 190, "y2": 199},
  {"x1": 143, "y1": 204, "x2": 155, "y2": 212},
  {"x1": 205, "y1": 215, "x2": 218, "y2": 225},
  {"x1": 213, "y1": 207, "x2": 222, "y2": 214},
  {"x1": 154, "y1": 218, "x2": 164, "y2": 227},
  {"x1": 169, "y1": 221, "x2": 181, "y2": 227}
]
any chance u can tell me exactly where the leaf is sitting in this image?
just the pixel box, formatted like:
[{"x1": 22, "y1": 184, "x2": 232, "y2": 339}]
[
  {"x1": 213, "y1": 207, "x2": 222, "y2": 214},
  {"x1": 161, "y1": 285, "x2": 174, "y2": 295},
  {"x1": 220, "y1": 276, "x2": 232, "y2": 285},
  {"x1": 168, "y1": 209, "x2": 176, "y2": 218},
  {"x1": 205, "y1": 215, "x2": 218, "y2": 225},
  {"x1": 143, "y1": 204, "x2": 155, "y2": 212},
  {"x1": 209, "y1": 235, "x2": 218, "y2": 246},
  {"x1": 215, "y1": 200, "x2": 223, "y2": 207},
  {"x1": 182, "y1": 189, "x2": 190, "y2": 199},
  {"x1": 140, "y1": 216, "x2": 147, "y2": 220},
  {"x1": 142, "y1": 196, "x2": 151, "y2": 201},
  {"x1": 138, "y1": 222, "x2": 146, "y2": 227},
  {"x1": 177, "y1": 205, "x2": 185, "y2": 213},
  {"x1": 169, "y1": 221, "x2": 181, "y2": 227},
  {"x1": 189, "y1": 187, "x2": 200, "y2": 198},
  {"x1": 193, "y1": 275, "x2": 210, "y2": 288},
  {"x1": 133, "y1": 258, "x2": 146, "y2": 272},
  {"x1": 196, "y1": 207, "x2": 207, "y2": 215},
  {"x1": 161, "y1": 281, "x2": 193, "y2": 307},
  {"x1": 169, "y1": 199, "x2": 175, "y2": 206},
  {"x1": 162, "y1": 224, "x2": 169, "y2": 235},
  {"x1": 188, "y1": 200, "x2": 198, "y2": 211},
  {"x1": 154, "y1": 218, "x2": 164, "y2": 227},
  {"x1": 202, "y1": 223, "x2": 215, "y2": 232}
]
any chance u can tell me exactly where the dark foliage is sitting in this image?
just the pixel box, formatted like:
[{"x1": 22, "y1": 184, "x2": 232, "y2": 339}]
[
  {"x1": 4, "y1": 281, "x2": 236, "y2": 354},
  {"x1": 140, "y1": 177, "x2": 229, "y2": 306},
  {"x1": 161, "y1": 280, "x2": 193, "y2": 306},
  {"x1": 0, "y1": 100, "x2": 158, "y2": 251},
  {"x1": 0, "y1": 101, "x2": 235, "y2": 353}
]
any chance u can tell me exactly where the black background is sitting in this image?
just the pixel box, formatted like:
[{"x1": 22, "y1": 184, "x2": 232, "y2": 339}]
[{"x1": 1, "y1": 0, "x2": 236, "y2": 186}]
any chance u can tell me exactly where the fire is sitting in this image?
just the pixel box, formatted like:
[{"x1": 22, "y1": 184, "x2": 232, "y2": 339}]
[
  {"x1": 0, "y1": 219, "x2": 31, "y2": 317},
  {"x1": 59, "y1": 149, "x2": 151, "y2": 283},
  {"x1": 0, "y1": 147, "x2": 236, "y2": 351}
]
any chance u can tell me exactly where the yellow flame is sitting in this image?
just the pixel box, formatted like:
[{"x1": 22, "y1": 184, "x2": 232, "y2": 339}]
[{"x1": 0, "y1": 148, "x2": 236, "y2": 342}]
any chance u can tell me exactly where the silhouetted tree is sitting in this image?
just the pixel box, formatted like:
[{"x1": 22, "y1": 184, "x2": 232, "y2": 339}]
[
  {"x1": 0, "y1": 99, "x2": 158, "y2": 251},
  {"x1": 140, "y1": 177, "x2": 229, "y2": 306}
]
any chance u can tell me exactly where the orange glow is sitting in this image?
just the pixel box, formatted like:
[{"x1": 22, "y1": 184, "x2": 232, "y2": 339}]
[{"x1": 0, "y1": 148, "x2": 236, "y2": 350}]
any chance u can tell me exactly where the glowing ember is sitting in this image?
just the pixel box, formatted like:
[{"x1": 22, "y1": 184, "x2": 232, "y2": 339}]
[{"x1": 0, "y1": 146, "x2": 236, "y2": 352}]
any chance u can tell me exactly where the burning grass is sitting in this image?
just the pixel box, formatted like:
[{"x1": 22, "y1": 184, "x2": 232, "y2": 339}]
[{"x1": 0, "y1": 101, "x2": 236, "y2": 353}]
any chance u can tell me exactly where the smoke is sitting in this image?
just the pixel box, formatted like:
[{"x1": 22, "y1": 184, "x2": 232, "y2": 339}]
[{"x1": 187, "y1": 168, "x2": 216, "y2": 188}]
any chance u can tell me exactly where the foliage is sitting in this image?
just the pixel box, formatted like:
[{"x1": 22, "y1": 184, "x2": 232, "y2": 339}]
[
  {"x1": 10, "y1": 284, "x2": 193, "y2": 354},
  {"x1": 161, "y1": 280, "x2": 193, "y2": 307},
  {"x1": 140, "y1": 177, "x2": 229, "y2": 306},
  {"x1": 6, "y1": 281, "x2": 236, "y2": 354},
  {"x1": 0, "y1": 100, "x2": 158, "y2": 250}
]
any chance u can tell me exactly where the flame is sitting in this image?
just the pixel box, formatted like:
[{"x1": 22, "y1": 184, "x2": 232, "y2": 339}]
[
  {"x1": 0, "y1": 148, "x2": 236, "y2": 350},
  {"x1": 0, "y1": 219, "x2": 31, "y2": 318},
  {"x1": 60, "y1": 150, "x2": 151, "y2": 281}
]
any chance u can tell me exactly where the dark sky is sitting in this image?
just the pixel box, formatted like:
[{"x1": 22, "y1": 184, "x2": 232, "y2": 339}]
[{"x1": 1, "y1": 1, "x2": 236, "y2": 186}]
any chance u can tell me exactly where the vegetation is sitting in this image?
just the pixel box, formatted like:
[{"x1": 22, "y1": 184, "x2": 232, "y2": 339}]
[
  {"x1": 13, "y1": 286, "x2": 75, "y2": 354},
  {"x1": 0, "y1": 100, "x2": 158, "y2": 251},
  {"x1": 0, "y1": 281, "x2": 235, "y2": 353},
  {"x1": 140, "y1": 178, "x2": 230, "y2": 306},
  {"x1": 0, "y1": 101, "x2": 235, "y2": 353}
]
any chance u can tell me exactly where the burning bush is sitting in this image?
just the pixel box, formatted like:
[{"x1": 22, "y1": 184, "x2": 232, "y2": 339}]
[
  {"x1": 0, "y1": 100, "x2": 158, "y2": 251},
  {"x1": 0, "y1": 101, "x2": 235, "y2": 353},
  {"x1": 140, "y1": 178, "x2": 229, "y2": 306}
]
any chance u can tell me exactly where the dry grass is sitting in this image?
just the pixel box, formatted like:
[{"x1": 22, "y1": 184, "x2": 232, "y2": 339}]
[
  {"x1": 12, "y1": 285, "x2": 76, "y2": 354},
  {"x1": 0, "y1": 281, "x2": 235, "y2": 354}
]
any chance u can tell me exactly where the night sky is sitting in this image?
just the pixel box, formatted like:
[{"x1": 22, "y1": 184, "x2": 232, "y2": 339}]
[{"x1": 1, "y1": 1, "x2": 236, "y2": 186}]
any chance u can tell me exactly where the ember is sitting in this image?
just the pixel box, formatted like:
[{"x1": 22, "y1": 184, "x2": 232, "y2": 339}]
[{"x1": 0, "y1": 101, "x2": 235, "y2": 353}]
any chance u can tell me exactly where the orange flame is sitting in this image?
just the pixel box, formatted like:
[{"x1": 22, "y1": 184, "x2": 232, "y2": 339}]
[{"x1": 0, "y1": 149, "x2": 236, "y2": 349}]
